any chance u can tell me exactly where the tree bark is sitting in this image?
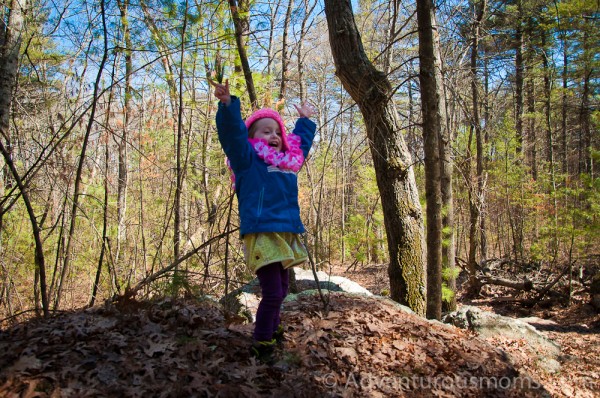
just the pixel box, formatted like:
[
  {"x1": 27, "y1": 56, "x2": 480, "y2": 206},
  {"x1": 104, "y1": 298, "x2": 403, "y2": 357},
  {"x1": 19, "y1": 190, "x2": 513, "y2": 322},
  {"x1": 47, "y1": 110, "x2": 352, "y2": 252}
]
[
  {"x1": 542, "y1": 29, "x2": 558, "y2": 255},
  {"x1": 430, "y1": 11, "x2": 457, "y2": 313},
  {"x1": 140, "y1": 0, "x2": 178, "y2": 116},
  {"x1": 90, "y1": 118, "x2": 112, "y2": 308},
  {"x1": 383, "y1": 0, "x2": 400, "y2": 75},
  {"x1": 465, "y1": 0, "x2": 486, "y2": 298},
  {"x1": 266, "y1": 1, "x2": 281, "y2": 76},
  {"x1": 297, "y1": 0, "x2": 317, "y2": 102},
  {"x1": 514, "y1": 0, "x2": 524, "y2": 155},
  {"x1": 174, "y1": 0, "x2": 189, "y2": 264},
  {"x1": 324, "y1": 0, "x2": 426, "y2": 315},
  {"x1": 416, "y1": 0, "x2": 443, "y2": 320},
  {"x1": 115, "y1": 0, "x2": 131, "y2": 270},
  {"x1": 0, "y1": 0, "x2": 49, "y2": 317},
  {"x1": 278, "y1": 0, "x2": 293, "y2": 100},
  {"x1": 228, "y1": 0, "x2": 257, "y2": 109},
  {"x1": 579, "y1": 28, "x2": 592, "y2": 176},
  {"x1": 56, "y1": 0, "x2": 109, "y2": 310},
  {"x1": 525, "y1": 18, "x2": 536, "y2": 179}
]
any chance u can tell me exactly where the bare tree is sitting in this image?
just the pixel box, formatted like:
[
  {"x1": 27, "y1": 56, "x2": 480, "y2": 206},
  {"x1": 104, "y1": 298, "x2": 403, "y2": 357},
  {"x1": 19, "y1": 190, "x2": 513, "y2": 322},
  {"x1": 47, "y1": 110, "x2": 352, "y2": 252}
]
[
  {"x1": 278, "y1": 0, "x2": 293, "y2": 100},
  {"x1": 174, "y1": 0, "x2": 190, "y2": 264},
  {"x1": 416, "y1": 0, "x2": 443, "y2": 320},
  {"x1": 297, "y1": 0, "x2": 317, "y2": 102},
  {"x1": 437, "y1": 34, "x2": 456, "y2": 312},
  {"x1": 228, "y1": 0, "x2": 257, "y2": 108},
  {"x1": 0, "y1": 0, "x2": 50, "y2": 316},
  {"x1": 56, "y1": 0, "x2": 110, "y2": 310},
  {"x1": 465, "y1": 0, "x2": 487, "y2": 297},
  {"x1": 514, "y1": 0, "x2": 524, "y2": 155},
  {"x1": 115, "y1": 0, "x2": 132, "y2": 269},
  {"x1": 90, "y1": 83, "x2": 116, "y2": 307}
]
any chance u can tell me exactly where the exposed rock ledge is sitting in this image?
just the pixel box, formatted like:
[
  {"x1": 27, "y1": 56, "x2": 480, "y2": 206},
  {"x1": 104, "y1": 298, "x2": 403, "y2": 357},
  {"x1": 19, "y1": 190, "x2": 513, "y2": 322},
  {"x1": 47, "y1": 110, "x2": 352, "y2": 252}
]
[{"x1": 223, "y1": 267, "x2": 561, "y2": 375}]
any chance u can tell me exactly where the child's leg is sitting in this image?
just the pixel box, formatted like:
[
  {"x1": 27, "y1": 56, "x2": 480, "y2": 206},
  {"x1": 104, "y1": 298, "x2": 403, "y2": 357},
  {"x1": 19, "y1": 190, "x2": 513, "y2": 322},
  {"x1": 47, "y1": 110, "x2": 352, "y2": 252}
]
[
  {"x1": 254, "y1": 262, "x2": 285, "y2": 342},
  {"x1": 273, "y1": 266, "x2": 289, "y2": 332}
]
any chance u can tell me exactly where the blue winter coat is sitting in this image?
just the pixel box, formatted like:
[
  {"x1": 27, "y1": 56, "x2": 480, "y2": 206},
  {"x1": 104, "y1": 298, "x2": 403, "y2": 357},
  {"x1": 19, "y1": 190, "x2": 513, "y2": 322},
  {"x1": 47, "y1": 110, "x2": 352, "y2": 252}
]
[{"x1": 216, "y1": 97, "x2": 316, "y2": 237}]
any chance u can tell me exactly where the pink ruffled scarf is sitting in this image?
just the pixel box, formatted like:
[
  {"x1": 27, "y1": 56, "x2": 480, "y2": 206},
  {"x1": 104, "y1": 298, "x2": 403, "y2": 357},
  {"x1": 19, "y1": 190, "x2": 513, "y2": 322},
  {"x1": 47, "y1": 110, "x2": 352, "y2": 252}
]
[{"x1": 227, "y1": 133, "x2": 305, "y2": 187}]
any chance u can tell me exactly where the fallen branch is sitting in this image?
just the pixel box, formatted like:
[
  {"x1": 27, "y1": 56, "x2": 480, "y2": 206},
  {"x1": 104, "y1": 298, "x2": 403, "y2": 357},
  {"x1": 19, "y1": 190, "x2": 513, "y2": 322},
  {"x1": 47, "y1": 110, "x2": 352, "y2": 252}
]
[
  {"x1": 114, "y1": 228, "x2": 239, "y2": 301},
  {"x1": 479, "y1": 275, "x2": 534, "y2": 291},
  {"x1": 522, "y1": 263, "x2": 571, "y2": 307}
]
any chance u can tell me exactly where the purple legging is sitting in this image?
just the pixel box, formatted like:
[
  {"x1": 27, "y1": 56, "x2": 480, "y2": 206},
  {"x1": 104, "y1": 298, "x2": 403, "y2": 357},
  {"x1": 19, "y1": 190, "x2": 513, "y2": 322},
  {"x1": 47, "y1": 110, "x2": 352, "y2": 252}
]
[{"x1": 253, "y1": 262, "x2": 289, "y2": 341}]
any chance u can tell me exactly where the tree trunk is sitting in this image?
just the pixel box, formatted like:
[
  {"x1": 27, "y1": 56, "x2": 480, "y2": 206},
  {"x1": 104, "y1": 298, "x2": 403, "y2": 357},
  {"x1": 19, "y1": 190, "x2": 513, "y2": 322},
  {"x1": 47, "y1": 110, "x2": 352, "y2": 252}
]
[
  {"x1": 560, "y1": 30, "x2": 568, "y2": 174},
  {"x1": 266, "y1": 1, "x2": 281, "y2": 76},
  {"x1": 278, "y1": 0, "x2": 293, "y2": 100},
  {"x1": 383, "y1": 0, "x2": 400, "y2": 74},
  {"x1": 465, "y1": 0, "x2": 486, "y2": 298},
  {"x1": 416, "y1": 0, "x2": 443, "y2": 320},
  {"x1": 509, "y1": 7, "x2": 528, "y2": 256},
  {"x1": 552, "y1": 0, "x2": 569, "y2": 174},
  {"x1": 115, "y1": 0, "x2": 131, "y2": 270},
  {"x1": 514, "y1": 0, "x2": 524, "y2": 155},
  {"x1": 140, "y1": 0, "x2": 184, "y2": 265},
  {"x1": 174, "y1": 0, "x2": 189, "y2": 265},
  {"x1": 324, "y1": 0, "x2": 426, "y2": 315},
  {"x1": 526, "y1": 68, "x2": 537, "y2": 179},
  {"x1": 579, "y1": 29, "x2": 592, "y2": 176},
  {"x1": 431, "y1": 12, "x2": 456, "y2": 313},
  {"x1": 90, "y1": 123, "x2": 112, "y2": 307},
  {"x1": 0, "y1": 0, "x2": 49, "y2": 317},
  {"x1": 297, "y1": 0, "x2": 317, "y2": 102},
  {"x1": 481, "y1": 47, "x2": 490, "y2": 259},
  {"x1": 56, "y1": 0, "x2": 109, "y2": 310},
  {"x1": 542, "y1": 29, "x2": 558, "y2": 256},
  {"x1": 228, "y1": 0, "x2": 257, "y2": 109},
  {"x1": 525, "y1": 17, "x2": 537, "y2": 179}
]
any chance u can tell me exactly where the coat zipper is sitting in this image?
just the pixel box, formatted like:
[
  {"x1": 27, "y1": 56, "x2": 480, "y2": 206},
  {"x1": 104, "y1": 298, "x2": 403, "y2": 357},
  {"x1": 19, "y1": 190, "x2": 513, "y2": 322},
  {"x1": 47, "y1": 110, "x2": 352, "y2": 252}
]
[{"x1": 256, "y1": 187, "x2": 264, "y2": 217}]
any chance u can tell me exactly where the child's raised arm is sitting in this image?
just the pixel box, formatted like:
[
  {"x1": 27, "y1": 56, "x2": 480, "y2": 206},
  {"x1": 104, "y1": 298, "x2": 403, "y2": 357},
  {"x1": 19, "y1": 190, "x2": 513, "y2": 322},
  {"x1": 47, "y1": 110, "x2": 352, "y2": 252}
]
[
  {"x1": 294, "y1": 102, "x2": 315, "y2": 119},
  {"x1": 209, "y1": 78, "x2": 231, "y2": 106}
]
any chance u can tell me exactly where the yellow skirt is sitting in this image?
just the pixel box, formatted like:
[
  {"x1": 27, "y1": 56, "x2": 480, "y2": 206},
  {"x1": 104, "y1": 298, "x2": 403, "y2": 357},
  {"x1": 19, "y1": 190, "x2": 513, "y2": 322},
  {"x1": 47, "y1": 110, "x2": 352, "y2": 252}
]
[{"x1": 243, "y1": 232, "x2": 308, "y2": 273}]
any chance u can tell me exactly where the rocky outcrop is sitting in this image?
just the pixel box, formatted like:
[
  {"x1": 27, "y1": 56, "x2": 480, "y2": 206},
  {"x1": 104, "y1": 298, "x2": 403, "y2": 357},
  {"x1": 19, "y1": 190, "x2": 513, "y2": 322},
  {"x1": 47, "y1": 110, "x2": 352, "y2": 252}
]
[
  {"x1": 224, "y1": 268, "x2": 562, "y2": 375},
  {"x1": 292, "y1": 268, "x2": 373, "y2": 296},
  {"x1": 443, "y1": 306, "x2": 561, "y2": 373},
  {"x1": 221, "y1": 267, "x2": 373, "y2": 322}
]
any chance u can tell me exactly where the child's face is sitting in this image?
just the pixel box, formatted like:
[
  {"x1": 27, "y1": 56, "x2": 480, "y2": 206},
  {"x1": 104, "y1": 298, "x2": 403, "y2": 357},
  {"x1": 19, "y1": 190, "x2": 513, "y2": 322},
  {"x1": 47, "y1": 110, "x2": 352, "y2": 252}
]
[{"x1": 250, "y1": 118, "x2": 282, "y2": 151}]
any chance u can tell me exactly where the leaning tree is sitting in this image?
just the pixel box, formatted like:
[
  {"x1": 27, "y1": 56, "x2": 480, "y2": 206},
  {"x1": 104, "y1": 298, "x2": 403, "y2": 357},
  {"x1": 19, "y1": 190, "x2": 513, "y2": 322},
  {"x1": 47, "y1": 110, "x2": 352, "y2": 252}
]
[{"x1": 323, "y1": 0, "x2": 427, "y2": 315}]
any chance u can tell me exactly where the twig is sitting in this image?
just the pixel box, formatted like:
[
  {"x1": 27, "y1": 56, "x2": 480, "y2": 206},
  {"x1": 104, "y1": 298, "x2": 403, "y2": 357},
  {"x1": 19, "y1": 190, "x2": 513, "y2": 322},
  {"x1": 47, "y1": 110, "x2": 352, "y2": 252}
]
[
  {"x1": 302, "y1": 233, "x2": 329, "y2": 313},
  {"x1": 223, "y1": 191, "x2": 235, "y2": 298},
  {"x1": 0, "y1": 308, "x2": 70, "y2": 325}
]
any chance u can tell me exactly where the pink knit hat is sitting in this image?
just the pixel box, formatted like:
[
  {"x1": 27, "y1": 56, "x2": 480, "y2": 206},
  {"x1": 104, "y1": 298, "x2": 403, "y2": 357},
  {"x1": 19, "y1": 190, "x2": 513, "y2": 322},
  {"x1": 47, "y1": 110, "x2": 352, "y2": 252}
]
[{"x1": 245, "y1": 108, "x2": 288, "y2": 151}]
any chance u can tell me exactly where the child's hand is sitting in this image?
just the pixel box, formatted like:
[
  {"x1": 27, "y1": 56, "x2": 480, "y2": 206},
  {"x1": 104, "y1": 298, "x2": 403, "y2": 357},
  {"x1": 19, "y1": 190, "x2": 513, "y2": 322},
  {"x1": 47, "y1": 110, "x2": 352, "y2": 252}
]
[
  {"x1": 209, "y1": 78, "x2": 231, "y2": 106},
  {"x1": 294, "y1": 102, "x2": 315, "y2": 118}
]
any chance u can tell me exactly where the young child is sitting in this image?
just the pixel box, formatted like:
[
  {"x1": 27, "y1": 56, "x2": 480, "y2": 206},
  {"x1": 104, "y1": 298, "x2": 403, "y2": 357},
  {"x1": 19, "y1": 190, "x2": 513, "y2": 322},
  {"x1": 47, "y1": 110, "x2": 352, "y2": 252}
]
[{"x1": 209, "y1": 79, "x2": 316, "y2": 363}]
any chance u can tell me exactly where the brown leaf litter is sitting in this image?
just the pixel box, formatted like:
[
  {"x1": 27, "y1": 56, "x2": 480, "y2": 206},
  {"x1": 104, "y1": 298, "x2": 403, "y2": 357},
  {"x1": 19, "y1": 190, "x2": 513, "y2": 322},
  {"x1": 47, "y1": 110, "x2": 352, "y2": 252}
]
[{"x1": 0, "y1": 292, "x2": 586, "y2": 397}]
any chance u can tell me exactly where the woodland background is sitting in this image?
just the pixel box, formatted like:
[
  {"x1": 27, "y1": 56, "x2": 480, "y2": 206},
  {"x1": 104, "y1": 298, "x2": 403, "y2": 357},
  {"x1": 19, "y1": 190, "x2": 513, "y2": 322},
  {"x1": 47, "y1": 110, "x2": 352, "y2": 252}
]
[{"x1": 0, "y1": 0, "x2": 598, "y2": 323}]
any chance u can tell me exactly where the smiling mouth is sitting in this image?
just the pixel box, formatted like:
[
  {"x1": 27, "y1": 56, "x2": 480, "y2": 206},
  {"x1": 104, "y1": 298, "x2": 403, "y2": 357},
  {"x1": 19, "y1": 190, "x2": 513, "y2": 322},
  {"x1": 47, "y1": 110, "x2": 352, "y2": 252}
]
[{"x1": 269, "y1": 142, "x2": 279, "y2": 147}]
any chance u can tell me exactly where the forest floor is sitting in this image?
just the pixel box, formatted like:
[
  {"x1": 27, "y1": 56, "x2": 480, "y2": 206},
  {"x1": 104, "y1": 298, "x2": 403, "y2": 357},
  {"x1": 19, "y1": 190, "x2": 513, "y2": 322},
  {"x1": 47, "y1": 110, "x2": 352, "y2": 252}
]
[
  {"x1": 331, "y1": 263, "x2": 600, "y2": 398},
  {"x1": 0, "y1": 264, "x2": 598, "y2": 397}
]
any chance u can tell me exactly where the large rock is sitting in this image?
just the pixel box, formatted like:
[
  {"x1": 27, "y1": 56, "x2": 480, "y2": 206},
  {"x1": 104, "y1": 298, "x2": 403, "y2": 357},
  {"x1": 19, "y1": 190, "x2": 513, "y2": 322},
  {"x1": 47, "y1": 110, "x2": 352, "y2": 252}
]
[
  {"x1": 292, "y1": 268, "x2": 373, "y2": 296},
  {"x1": 443, "y1": 306, "x2": 561, "y2": 373},
  {"x1": 222, "y1": 267, "x2": 373, "y2": 322}
]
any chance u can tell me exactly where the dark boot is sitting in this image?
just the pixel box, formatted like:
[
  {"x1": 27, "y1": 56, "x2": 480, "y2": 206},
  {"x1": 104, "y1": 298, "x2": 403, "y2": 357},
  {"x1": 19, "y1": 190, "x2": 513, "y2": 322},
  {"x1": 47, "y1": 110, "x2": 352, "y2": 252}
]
[
  {"x1": 249, "y1": 338, "x2": 276, "y2": 364},
  {"x1": 272, "y1": 324, "x2": 285, "y2": 346}
]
